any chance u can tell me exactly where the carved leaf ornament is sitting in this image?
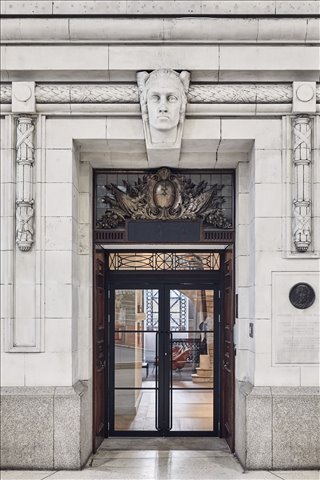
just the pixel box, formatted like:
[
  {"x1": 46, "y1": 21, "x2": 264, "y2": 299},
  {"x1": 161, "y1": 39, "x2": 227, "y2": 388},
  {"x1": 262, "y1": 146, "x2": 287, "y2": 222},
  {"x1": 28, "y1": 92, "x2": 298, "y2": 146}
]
[{"x1": 97, "y1": 168, "x2": 231, "y2": 230}]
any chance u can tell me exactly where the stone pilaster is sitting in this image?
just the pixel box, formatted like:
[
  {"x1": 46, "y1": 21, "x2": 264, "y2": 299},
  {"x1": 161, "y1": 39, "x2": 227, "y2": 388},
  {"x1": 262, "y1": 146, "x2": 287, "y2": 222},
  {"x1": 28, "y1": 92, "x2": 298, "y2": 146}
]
[
  {"x1": 15, "y1": 116, "x2": 35, "y2": 252},
  {"x1": 292, "y1": 116, "x2": 312, "y2": 253}
]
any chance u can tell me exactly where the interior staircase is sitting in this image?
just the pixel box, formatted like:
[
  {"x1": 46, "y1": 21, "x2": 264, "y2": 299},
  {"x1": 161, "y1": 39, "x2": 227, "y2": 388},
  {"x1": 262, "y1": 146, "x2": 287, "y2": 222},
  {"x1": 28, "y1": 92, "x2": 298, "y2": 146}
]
[{"x1": 191, "y1": 345, "x2": 214, "y2": 384}]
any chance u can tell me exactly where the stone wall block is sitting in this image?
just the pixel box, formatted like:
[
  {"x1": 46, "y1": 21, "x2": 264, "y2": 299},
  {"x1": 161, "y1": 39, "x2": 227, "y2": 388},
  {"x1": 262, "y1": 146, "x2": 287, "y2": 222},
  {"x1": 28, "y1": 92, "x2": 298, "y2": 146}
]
[
  {"x1": 235, "y1": 381, "x2": 249, "y2": 466},
  {"x1": 78, "y1": 380, "x2": 92, "y2": 466},
  {"x1": 246, "y1": 392, "x2": 272, "y2": 469},
  {"x1": 0, "y1": 392, "x2": 54, "y2": 469},
  {"x1": 235, "y1": 383, "x2": 320, "y2": 470},
  {"x1": 0, "y1": 383, "x2": 90, "y2": 469},
  {"x1": 257, "y1": 18, "x2": 307, "y2": 42},
  {"x1": 54, "y1": 389, "x2": 81, "y2": 469},
  {"x1": 273, "y1": 395, "x2": 320, "y2": 468}
]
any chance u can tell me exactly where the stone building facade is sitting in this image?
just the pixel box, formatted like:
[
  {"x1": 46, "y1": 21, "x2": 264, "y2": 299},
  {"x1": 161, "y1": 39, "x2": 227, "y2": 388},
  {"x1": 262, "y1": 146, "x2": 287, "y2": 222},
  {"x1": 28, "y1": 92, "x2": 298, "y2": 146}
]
[{"x1": 0, "y1": 0, "x2": 319, "y2": 471}]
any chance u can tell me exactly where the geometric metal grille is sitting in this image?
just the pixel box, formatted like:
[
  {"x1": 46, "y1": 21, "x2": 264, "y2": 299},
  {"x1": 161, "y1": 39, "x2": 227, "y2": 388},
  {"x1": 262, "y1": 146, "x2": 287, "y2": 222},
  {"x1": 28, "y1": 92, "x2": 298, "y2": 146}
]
[
  {"x1": 145, "y1": 289, "x2": 159, "y2": 330},
  {"x1": 170, "y1": 290, "x2": 188, "y2": 331},
  {"x1": 108, "y1": 252, "x2": 220, "y2": 271},
  {"x1": 145, "y1": 289, "x2": 188, "y2": 331}
]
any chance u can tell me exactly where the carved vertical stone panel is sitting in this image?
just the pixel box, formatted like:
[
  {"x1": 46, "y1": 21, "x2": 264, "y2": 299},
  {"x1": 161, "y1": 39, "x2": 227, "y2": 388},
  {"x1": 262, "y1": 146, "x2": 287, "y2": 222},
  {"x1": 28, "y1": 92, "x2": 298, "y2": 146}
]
[
  {"x1": 16, "y1": 116, "x2": 35, "y2": 251},
  {"x1": 292, "y1": 116, "x2": 312, "y2": 253}
]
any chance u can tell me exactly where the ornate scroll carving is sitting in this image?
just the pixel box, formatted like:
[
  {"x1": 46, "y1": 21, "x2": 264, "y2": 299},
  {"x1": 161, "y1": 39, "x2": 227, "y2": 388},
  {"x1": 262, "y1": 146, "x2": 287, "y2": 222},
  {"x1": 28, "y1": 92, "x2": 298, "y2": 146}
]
[
  {"x1": 0, "y1": 84, "x2": 12, "y2": 103},
  {"x1": 97, "y1": 167, "x2": 231, "y2": 230},
  {"x1": 16, "y1": 116, "x2": 35, "y2": 252},
  {"x1": 292, "y1": 116, "x2": 312, "y2": 253}
]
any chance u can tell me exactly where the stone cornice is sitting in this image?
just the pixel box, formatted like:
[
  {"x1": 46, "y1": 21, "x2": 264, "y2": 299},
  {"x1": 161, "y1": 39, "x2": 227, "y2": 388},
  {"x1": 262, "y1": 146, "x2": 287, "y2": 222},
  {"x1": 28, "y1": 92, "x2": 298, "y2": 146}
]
[
  {"x1": 1, "y1": 17, "x2": 319, "y2": 44},
  {"x1": 1, "y1": 1, "x2": 320, "y2": 16},
  {"x1": 1, "y1": 83, "x2": 320, "y2": 105}
]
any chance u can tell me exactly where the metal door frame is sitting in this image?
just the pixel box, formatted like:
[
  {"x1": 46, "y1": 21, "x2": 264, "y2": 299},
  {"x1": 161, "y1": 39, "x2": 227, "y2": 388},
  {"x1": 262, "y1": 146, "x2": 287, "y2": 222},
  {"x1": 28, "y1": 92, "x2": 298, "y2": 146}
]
[{"x1": 106, "y1": 270, "x2": 223, "y2": 437}]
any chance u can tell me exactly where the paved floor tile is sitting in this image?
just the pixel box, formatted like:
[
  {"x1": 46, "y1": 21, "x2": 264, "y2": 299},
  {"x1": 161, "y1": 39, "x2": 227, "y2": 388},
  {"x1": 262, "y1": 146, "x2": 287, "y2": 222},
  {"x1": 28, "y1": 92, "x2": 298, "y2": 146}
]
[
  {"x1": 0, "y1": 473, "x2": 54, "y2": 480},
  {"x1": 272, "y1": 471, "x2": 320, "y2": 480},
  {"x1": 1, "y1": 451, "x2": 319, "y2": 480}
]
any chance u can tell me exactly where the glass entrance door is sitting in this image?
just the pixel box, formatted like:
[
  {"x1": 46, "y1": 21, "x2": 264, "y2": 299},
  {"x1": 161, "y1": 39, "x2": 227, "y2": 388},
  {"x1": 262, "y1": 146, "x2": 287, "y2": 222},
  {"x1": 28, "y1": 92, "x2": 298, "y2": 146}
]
[
  {"x1": 112, "y1": 288, "x2": 159, "y2": 432},
  {"x1": 169, "y1": 288, "x2": 215, "y2": 433},
  {"x1": 109, "y1": 285, "x2": 219, "y2": 436}
]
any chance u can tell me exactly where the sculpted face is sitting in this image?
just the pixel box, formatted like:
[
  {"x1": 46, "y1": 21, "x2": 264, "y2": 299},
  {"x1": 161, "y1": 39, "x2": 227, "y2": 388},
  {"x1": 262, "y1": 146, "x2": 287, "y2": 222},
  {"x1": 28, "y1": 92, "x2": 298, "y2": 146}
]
[{"x1": 146, "y1": 79, "x2": 182, "y2": 133}]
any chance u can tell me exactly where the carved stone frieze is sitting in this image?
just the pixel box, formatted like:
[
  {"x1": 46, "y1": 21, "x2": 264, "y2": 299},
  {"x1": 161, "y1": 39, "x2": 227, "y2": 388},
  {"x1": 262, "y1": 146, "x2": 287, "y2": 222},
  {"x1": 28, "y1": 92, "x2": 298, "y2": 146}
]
[
  {"x1": 188, "y1": 84, "x2": 293, "y2": 103},
  {"x1": 97, "y1": 167, "x2": 231, "y2": 230},
  {"x1": 35, "y1": 84, "x2": 139, "y2": 103},
  {"x1": 292, "y1": 116, "x2": 312, "y2": 253},
  {"x1": 16, "y1": 116, "x2": 35, "y2": 252},
  {"x1": 1, "y1": 83, "x2": 320, "y2": 105}
]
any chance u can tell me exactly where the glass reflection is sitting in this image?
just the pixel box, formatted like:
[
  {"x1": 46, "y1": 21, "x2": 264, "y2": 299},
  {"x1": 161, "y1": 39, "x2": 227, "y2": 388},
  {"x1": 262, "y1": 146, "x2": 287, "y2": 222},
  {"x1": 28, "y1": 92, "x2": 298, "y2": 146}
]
[
  {"x1": 115, "y1": 332, "x2": 157, "y2": 388},
  {"x1": 114, "y1": 389, "x2": 156, "y2": 431},
  {"x1": 171, "y1": 332, "x2": 214, "y2": 388},
  {"x1": 113, "y1": 287, "x2": 215, "y2": 433},
  {"x1": 171, "y1": 390, "x2": 214, "y2": 431},
  {"x1": 169, "y1": 289, "x2": 214, "y2": 332}
]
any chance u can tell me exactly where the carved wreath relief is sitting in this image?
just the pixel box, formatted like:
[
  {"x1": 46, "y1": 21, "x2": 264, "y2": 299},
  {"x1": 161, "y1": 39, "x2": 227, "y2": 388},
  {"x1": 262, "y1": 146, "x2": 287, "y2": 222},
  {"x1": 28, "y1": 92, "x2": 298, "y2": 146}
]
[
  {"x1": 16, "y1": 116, "x2": 35, "y2": 251},
  {"x1": 97, "y1": 168, "x2": 231, "y2": 230}
]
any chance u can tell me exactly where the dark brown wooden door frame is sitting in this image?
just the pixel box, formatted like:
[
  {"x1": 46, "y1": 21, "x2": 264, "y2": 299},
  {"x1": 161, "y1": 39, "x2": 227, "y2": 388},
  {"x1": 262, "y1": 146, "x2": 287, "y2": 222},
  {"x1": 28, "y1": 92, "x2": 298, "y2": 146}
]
[
  {"x1": 92, "y1": 248, "x2": 236, "y2": 450},
  {"x1": 93, "y1": 252, "x2": 107, "y2": 451},
  {"x1": 221, "y1": 246, "x2": 235, "y2": 451}
]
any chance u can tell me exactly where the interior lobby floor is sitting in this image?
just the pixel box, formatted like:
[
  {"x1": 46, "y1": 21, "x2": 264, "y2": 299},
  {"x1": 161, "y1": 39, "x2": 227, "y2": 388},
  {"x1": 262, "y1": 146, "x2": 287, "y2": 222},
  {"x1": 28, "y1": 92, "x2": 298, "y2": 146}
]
[
  {"x1": 1, "y1": 439, "x2": 318, "y2": 480},
  {"x1": 115, "y1": 386, "x2": 214, "y2": 431}
]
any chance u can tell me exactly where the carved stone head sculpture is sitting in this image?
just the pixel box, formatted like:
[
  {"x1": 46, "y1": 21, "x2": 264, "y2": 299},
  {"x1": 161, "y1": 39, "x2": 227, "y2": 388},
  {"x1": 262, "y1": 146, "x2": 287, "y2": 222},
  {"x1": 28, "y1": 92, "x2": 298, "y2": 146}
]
[{"x1": 137, "y1": 69, "x2": 190, "y2": 151}]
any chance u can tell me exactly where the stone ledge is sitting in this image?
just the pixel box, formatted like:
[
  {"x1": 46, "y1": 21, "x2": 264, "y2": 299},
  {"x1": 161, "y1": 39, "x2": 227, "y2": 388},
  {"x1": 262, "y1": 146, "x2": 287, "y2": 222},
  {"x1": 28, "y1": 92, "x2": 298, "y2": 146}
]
[
  {"x1": 1, "y1": 1, "x2": 320, "y2": 16},
  {"x1": 239, "y1": 383, "x2": 320, "y2": 397},
  {"x1": 0, "y1": 382, "x2": 88, "y2": 397},
  {"x1": 1, "y1": 17, "x2": 319, "y2": 43}
]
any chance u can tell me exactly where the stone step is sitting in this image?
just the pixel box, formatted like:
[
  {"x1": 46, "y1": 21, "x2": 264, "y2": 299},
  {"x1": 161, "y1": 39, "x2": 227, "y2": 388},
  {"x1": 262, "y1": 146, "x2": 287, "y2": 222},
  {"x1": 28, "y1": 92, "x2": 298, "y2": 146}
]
[
  {"x1": 191, "y1": 374, "x2": 213, "y2": 383},
  {"x1": 195, "y1": 368, "x2": 213, "y2": 377}
]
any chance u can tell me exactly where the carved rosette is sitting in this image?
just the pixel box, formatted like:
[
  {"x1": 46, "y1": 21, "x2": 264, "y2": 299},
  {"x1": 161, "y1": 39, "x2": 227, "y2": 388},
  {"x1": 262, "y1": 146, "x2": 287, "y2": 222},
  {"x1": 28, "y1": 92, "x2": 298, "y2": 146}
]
[
  {"x1": 292, "y1": 116, "x2": 312, "y2": 253},
  {"x1": 16, "y1": 116, "x2": 35, "y2": 252}
]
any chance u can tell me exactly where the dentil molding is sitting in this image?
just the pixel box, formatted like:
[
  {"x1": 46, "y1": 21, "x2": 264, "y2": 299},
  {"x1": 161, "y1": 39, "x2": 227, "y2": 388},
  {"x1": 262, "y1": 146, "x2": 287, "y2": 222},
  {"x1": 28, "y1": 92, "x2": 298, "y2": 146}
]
[{"x1": 1, "y1": 83, "x2": 320, "y2": 105}]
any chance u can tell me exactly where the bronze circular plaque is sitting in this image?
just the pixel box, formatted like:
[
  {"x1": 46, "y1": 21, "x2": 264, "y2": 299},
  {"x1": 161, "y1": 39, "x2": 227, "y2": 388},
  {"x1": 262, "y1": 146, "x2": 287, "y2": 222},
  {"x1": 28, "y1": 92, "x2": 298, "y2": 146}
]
[{"x1": 289, "y1": 283, "x2": 315, "y2": 309}]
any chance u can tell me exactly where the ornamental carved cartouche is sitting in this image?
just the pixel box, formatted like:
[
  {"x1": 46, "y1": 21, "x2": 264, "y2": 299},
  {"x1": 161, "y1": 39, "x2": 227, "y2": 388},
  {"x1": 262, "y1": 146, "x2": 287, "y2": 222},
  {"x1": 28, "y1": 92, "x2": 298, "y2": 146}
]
[{"x1": 97, "y1": 168, "x2": 231, "y2": 230}]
